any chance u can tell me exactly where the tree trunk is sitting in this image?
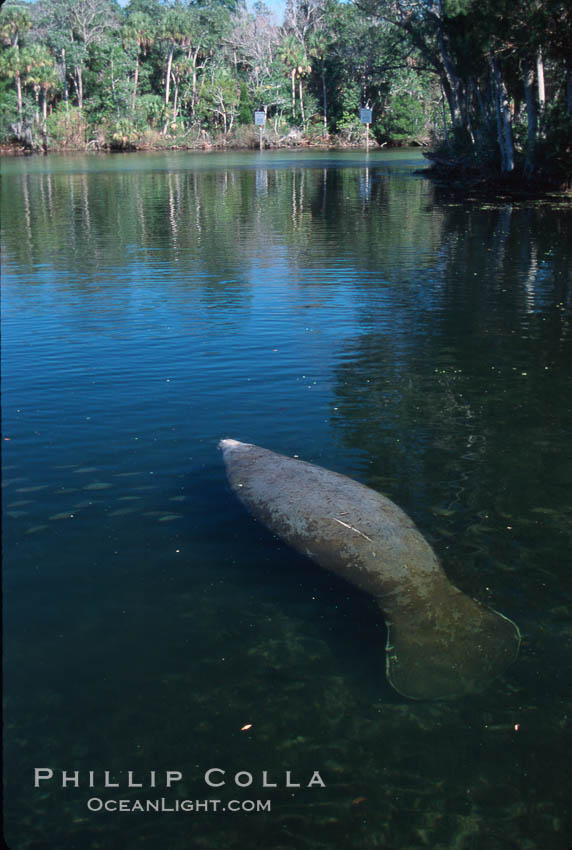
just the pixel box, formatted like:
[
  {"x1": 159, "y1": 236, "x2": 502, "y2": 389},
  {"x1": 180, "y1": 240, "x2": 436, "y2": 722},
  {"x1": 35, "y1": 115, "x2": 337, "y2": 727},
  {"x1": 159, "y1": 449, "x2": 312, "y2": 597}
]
[
  {"x1": 41, "y1": 87, "x2": 48, "y2": 149},
  {"x1": 440, "y1": 87, "x2": 450, "y2": 146},
  {"x1": 163, "y1": 44, "x2": 175, "y2": 134},
  {"x1": 523, "y1": 56, "x2": 537, "y2": 175},
  {"x1": 34, "y1": 86, "x2": 40, "y2": 124},
  {"x1": 190, "y1": 47, "x2": 201, "y2": 118},
  {"x1": 299, "y1": 76, "x2": 305, "y2": 127},
  {"x1": 132, "y1": 51, "x2": 139, "y2": 112},
  {"x1": 536, "y1": 47, "x2": 545, "y2": 111},
  {"x1": 321, "y1": 68, "x2": 327, "y2": 133},
  {"x1": 15, "y1": 72, "x2": 23, "y2": 135},
  {"x1": 469, "y1": 77, "x2": 490, "y2": 136},
  {"x1": 172, "y1": 75, "x2": 179, "y2": 120},
  {"x1": 74, "y1": 66, "x2": 83, "y2": 109},
  {"x1": 61, "y1": 48, "x2": 68, "y2": 106},
  {"x1": 437, "y1": 28, "x2": 463, "y2": 129},
  {"x1": 291, "y1": 67, "x2": 295, "y2": 115},
  {"x1": 165, "y1": 44, "x2": 174, "y2": 105},
  {"x1": 491, "y1": 57, "x2": 514, "y2": 173}
]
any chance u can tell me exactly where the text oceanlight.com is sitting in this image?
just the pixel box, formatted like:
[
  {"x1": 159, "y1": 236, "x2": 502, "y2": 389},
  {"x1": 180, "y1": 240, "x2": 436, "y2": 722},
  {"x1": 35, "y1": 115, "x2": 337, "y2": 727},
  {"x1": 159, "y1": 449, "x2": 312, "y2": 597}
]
[{"x1": 86, "y1": 798, "x2": 272, "y2": 813}]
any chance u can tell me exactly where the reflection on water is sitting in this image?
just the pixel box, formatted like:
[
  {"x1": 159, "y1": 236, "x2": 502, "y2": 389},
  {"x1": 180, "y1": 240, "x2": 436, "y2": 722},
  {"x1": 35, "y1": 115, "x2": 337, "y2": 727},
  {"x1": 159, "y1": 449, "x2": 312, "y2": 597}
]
[{"x1": 2, "y1": 150, "x2": 572, "y2": 850}]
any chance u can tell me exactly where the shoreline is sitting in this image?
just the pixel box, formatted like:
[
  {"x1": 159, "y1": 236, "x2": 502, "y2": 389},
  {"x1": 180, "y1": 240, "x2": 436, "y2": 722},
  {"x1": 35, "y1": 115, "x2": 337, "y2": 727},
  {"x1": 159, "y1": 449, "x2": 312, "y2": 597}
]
[{"x1": 2, "y1": 141, "x2": 568, "y2": 200}]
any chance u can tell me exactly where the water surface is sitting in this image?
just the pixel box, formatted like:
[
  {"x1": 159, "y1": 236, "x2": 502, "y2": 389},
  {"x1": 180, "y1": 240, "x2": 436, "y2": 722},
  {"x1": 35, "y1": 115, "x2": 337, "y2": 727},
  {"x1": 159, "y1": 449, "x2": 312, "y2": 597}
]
[{"x1": 2, "y1": 150, "x2": 572, "y2": 850}]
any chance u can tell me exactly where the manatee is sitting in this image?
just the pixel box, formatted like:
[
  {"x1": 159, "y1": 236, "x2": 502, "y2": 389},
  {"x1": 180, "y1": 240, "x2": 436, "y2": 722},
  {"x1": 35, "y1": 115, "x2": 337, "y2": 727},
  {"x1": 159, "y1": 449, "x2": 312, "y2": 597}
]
[{"x1": 219, "y1": 439, "x2": 520, "y2": 700}]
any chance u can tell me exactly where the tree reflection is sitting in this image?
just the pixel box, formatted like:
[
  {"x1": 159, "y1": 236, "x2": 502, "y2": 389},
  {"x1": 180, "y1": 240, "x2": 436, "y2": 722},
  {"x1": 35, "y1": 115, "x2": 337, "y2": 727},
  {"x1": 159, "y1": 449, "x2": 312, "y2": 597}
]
[{"x1": 330, "y1": 199, "x2": 572, "y2": 599}]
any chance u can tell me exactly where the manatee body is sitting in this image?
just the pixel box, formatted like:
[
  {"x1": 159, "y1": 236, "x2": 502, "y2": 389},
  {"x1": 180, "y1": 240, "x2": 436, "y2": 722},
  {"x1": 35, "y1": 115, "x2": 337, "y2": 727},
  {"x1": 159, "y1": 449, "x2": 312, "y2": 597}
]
[{"x1": 219, "y1": 439, "x2": 520, "y2": 700}]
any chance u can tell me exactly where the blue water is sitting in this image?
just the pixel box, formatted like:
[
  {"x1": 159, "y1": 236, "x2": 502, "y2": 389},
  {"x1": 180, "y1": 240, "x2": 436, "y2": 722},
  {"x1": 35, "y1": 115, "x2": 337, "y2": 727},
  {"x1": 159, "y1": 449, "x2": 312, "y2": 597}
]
[{"x1": 2, "y1": 150, "x2": 572, "y2": 850}]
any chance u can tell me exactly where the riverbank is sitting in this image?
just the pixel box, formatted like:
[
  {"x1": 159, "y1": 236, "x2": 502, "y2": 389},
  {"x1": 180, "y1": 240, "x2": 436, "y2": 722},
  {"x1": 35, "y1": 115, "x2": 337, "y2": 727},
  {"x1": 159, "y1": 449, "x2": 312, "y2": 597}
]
[{"x1": 0, "y1": 122, "x2": 429, "y2": 157}]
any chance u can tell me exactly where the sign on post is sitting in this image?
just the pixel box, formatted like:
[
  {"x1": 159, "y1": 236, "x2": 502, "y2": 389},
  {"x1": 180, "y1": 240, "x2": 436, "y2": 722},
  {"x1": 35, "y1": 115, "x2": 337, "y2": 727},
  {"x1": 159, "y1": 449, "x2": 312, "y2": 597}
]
[
  {"x1": 254, "y1": 111, "x2": 266, "y2": 150},
  {"x1": 360, "y1": 107, "x2": 372, "y2": 150}
]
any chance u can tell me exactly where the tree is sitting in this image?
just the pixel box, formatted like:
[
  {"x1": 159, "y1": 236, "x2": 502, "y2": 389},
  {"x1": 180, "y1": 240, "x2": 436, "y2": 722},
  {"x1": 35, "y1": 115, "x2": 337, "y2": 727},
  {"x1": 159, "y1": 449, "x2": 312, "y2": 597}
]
[
  {"x1": 0, "y1": 3, "x2": 31, "y2": 48},
  {"x1": 237, "y1": 80, "x2": 252, "y2": 123},
  {"x1": 33, "y1": 0, "x2": 119, "y2": 110},
  {"x1": 122, "y1": 11, "x2": 155, "y2": 111},
  {"x1": 280, "y1": 34, "x2": 303, "y2": 120},
  {"x1": 0, "y1": 46, "x2": 26, "y2": 134},
  {"x1": 0, "y1": 2, "x2": 32, "y2": 134}
]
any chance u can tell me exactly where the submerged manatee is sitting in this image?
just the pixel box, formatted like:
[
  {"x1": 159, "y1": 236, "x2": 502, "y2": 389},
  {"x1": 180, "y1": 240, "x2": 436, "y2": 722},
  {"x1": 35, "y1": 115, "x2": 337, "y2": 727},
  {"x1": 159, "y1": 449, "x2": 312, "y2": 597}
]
[{"x1": 219, "y1": 439, "x2": 520, "y2": 700}]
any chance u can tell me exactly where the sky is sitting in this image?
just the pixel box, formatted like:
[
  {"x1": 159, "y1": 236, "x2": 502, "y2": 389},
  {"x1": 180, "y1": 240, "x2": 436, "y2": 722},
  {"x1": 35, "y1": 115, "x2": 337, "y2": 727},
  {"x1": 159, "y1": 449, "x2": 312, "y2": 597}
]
[
  {"x1": 112, "y1": 0, "x2": 287, "y2": 24},
  {"x1": 10, "y1": 0, "x2": 286, "y2": 24}
]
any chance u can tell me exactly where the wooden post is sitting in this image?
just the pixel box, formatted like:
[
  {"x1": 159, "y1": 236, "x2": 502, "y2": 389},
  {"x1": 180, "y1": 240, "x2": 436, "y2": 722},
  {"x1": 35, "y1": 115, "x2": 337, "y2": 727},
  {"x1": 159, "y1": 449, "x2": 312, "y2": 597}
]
[{"x1": 366, "y1": 123, "x2": 369, "y2": 151}]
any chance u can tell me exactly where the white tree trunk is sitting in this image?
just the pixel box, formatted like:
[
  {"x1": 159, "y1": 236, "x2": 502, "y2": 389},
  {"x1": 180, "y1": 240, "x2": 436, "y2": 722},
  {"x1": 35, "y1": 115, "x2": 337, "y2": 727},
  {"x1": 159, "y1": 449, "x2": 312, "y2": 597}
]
[
  {"x1": 491, "y1": 57, "x2": 514, "y2": 173},
  {"x1": 165, "y1": 44, "x2": 174, "y2": 105},
  {"x1": 132, "y1": 52, "x2": 139, "y2": 112},
  {"x1": 322, "y1": 70, "x2": 327, "y2": 133},
  {"x1": 536, "y1": 48, "x2": 545, "y2": 110}
]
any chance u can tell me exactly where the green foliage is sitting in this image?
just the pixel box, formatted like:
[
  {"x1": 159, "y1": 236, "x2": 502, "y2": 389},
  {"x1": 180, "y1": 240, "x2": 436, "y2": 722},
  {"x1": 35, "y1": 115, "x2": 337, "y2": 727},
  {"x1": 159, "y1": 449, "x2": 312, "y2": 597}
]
[
  {"x1": 0, "y1": 0, "x2": 568, "y2": 177},
  {"x1": 0, "y1": 83, "x2": 18, "y2": 139},
  {"x1": 337, "y1": 110, "x2": 366, "y2": 143},
  {"x1": 238, "y1": 81, "x2": 252, "y2": 125},
  {"x1": 105, "y1": 116, "x2": 139, "y2": 149},
  {"x1": 535, "y1": 103, "x2": 572, "y2": 186},
  {"x1": 45, "y1": 103, "x2": 87, "y2": 148},
  {"x1": 375, "y1": 92, "x2": 425, "y2": 143},
  {"x1": 134, "y1": 93, "x2": 167, "y2": 129}
]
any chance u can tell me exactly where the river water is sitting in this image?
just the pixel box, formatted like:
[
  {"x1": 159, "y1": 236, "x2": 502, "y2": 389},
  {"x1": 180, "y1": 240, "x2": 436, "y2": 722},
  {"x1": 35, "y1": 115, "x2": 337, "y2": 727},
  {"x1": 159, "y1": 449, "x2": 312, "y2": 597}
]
[{"x1": 2, "y1": 150, "x2": 571, "y2": 850}]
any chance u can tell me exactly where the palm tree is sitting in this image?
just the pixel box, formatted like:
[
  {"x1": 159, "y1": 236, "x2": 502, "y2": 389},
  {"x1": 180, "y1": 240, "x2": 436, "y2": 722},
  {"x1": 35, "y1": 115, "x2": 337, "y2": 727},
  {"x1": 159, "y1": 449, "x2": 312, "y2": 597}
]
[
  {"x1": 308, "y1": 30, "x2": 328, "y2": 134},
  {"x1": 161, "y1": 8, "x2": 191, "y2": 107},
  {"x1": 0, "y1": 4, "x2": 32, "y2": 136},
  {"x1": 122, "y1": 11, "x2": 155, "y2": 112},
  {"x1": 0, "y1": 46, "x2": 26, "y2": 135},
  {"x1": 21, "y1": 44, "x2": 54, "y2": 124},
  {"x1": 0, "y1": 4, "x2": 31, "y2": 49},
  {"x1": 279, "y1": 35, "x2": 301, "y2": 119},
  {"x1": 295, "y1": 57, "x2": 312, "y2": 128}
]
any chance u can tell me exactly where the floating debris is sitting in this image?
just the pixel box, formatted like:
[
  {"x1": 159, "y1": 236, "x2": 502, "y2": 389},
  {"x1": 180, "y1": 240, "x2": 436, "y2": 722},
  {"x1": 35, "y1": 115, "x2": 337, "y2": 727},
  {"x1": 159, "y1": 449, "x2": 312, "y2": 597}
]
[
  {"x1": 431, "y1": 506, "x2": 456, "y2": 517},
  {"x1": 2, "y1": 477, "x2": 28, "y2": 488},
  {"x1": 26, "y1": 525, "x2": 48, "y2": 534}
]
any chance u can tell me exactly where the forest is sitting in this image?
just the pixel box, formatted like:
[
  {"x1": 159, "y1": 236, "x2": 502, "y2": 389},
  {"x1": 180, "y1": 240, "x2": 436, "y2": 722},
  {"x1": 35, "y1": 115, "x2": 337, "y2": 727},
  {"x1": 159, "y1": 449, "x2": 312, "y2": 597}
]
[{"x1": 0, "y1": 0, "x2": 571, "y2": 186}]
